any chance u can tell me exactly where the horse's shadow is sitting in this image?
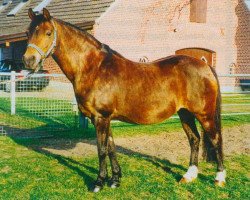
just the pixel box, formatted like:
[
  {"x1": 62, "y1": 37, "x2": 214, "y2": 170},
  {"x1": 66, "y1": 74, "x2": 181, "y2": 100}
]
[
  {"x1": 5, "y1": 125, "x2": 214, "y2": 190},
  {"x1": 31, "y1": 143, "x2": 188, "y2": 190},
  {"x1": 35, "y1": 147, "x2": 98, "y2": 191}
]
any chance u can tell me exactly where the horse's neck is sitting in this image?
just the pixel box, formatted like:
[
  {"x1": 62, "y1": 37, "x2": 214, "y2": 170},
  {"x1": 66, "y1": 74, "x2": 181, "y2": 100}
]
[{"x1": 52, "y1": 20, "x2": 106, "y2": 83}]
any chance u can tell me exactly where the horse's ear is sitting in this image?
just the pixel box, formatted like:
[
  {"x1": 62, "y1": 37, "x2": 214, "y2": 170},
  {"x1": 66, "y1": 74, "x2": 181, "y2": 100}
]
[
  {"x1": 43, "y1": 8, "x2": 51, "y2": 20},
  {"x1": 28, "y1": 8, "x2": 36, "y2": 21}
]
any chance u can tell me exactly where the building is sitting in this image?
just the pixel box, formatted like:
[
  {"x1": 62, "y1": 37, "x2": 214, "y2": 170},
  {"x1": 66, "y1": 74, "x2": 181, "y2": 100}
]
[
  {"x1": 94, "y1": 0, "x2": 249, "y2": 90},
  {"x1": 0, "y1": 0, "x2": 249, "y2": 90},
  {"x1": 0, "y1": 0, "x2": 115, "y2": 73}
]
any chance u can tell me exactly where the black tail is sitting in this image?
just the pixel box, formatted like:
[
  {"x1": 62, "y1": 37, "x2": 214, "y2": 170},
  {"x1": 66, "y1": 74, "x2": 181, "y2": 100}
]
[{"x1": 202, "y1": 67, "x2": 222, "y2": 162}]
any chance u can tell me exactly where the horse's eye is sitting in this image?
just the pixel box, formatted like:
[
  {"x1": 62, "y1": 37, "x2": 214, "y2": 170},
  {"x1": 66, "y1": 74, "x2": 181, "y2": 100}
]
[{"x1": 46, "y1": 31, "x2": 52, "y2": 36}]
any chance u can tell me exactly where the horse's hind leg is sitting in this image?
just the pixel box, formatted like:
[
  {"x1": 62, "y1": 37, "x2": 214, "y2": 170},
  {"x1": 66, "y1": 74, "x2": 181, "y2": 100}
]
[
  {"x1": 196, "y1": 114, "x2": 226, "y2": 187},
  {"x1": 178, "y1": 108, "x2": 200, "y2": 183}
]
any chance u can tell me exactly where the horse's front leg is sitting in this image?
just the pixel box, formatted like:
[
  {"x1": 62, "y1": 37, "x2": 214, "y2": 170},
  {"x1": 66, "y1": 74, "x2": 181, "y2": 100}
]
[
  {"x1": 93, "y1": 116, "x2": 110, "y2": 192},
  {"x1": 108, "y1": 129, "x2": 122, "y2": 188}
]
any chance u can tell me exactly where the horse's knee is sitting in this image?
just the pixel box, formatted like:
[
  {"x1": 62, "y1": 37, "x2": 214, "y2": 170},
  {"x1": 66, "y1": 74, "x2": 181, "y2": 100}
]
[
  {"x1": 99, "y1": 146, "x2": 108, "y2": 157},
  {"x1": 190, "y1": 136, "x2": 200, "y2": 146}
]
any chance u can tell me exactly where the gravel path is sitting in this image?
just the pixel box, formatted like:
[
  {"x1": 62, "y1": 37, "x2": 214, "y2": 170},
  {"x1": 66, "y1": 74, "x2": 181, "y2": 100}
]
[{"x1": 38, "y1": 124, "x2": 250, "y2": 163}]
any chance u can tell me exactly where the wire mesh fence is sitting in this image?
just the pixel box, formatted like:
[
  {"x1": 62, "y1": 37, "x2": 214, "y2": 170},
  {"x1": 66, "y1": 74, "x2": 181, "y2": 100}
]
[
  {"x1": 0, "y1": 72, "x2": 78, "y2": 137},
  {"x1": 0, "y1": 72, "x2": 249, "y2": 136},
  {"x1": 219, "y1": 74, "x2": 250, "y2": 116}
]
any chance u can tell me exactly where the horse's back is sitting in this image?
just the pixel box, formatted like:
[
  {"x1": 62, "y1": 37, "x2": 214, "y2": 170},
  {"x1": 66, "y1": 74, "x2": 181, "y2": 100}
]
[
  {"x1": 155, "y1": 54, "x2": 210, "y2": 72},
  {"x1": 154, "y1": 55, "x2": 218, "y2": 90}
]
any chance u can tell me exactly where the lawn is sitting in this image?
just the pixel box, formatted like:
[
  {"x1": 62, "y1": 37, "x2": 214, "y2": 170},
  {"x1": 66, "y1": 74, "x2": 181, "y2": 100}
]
[
  {"x1": 0, "y1": 95, "x2": 249, "y2": 199},
  {"x1": 0, "y1": 135, "x2": 249, "y2": 199}
]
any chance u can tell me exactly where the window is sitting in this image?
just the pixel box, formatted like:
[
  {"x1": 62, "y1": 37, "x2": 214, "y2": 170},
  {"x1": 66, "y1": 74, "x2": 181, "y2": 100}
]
[
  {"x1": 0, "y1": 0, "x2": 12, "y2": 12},
  {"x1": 139, "y1": 56, "x2": 149, "y2": 63},
  {"x1": 190, "y1": 0, "x2": 207, "y2": 23},
  {"x1": 7, "y1": 0, "x2": 29, "y2": 16},
  {"x1": 33, "y1": 0, "x2": 52, "y2": 13}
]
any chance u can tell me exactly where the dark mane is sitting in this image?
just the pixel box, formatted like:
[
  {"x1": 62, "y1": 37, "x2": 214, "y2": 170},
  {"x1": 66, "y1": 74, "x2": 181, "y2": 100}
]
[
  {"x1": 28, "y1": 15, "x2": 126, "y2": 59},
  {"x1": 55, "y1": 18, "x2": 125, "y2": 58}
]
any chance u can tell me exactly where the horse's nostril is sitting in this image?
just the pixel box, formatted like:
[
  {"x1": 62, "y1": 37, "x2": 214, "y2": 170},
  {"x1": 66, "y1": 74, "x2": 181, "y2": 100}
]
[
  {"x1": 23, "y1": 55, "x2": 36, "y2": 68},
  {"x1": 31, "y1": 55, "x2": 35, "y2": 60}
]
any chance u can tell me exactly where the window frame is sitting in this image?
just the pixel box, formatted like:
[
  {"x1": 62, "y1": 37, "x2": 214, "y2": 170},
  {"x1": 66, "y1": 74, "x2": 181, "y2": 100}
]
[{"x1": 190, "y1": 0, "x2": 207, "y2": 23}]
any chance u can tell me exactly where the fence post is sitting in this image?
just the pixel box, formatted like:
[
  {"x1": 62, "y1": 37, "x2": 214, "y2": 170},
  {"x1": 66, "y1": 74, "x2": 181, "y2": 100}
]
[
  {"x1": 79, "y1": 112, "x2": 88, "y2": 129},
  {"x1": 72, "y1": 97, "x2": 88, "y2": 129},
  {"x1": 10, "y1": 71, "x2": 16, "y2": 115}
]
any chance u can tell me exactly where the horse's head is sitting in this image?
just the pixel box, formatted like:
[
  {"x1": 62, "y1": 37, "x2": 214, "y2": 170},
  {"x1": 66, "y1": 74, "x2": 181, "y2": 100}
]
[{"x1": 23, "y1": 8, "x2": 57, "y2": 72}]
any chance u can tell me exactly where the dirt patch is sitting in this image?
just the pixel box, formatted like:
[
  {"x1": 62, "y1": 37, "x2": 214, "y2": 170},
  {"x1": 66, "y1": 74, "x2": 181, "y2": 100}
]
[
  {"x1": 0, "y1": 166, "x2": 12, "y2": 174},
  {"x1": 36, "y1": 124, "x2": 250, "y2": 163}
]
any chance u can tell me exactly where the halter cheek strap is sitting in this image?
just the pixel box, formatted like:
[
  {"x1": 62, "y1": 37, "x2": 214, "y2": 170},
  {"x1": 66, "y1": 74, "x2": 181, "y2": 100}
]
[
  {"x1": 27, "y1": 20, "x2": 57, "y2": 65},
  {"x1": 27, "y1": 43, "x2": 46, "y2": 59}
]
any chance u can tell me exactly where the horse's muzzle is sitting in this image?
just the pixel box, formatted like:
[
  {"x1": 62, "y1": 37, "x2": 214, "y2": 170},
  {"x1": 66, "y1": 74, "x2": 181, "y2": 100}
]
[
  {"x1": 23, "y1": 55, "x2": 41, "y2": 72},
  {"x1": 23, "y1": 55, "x2": 36, "y2": 68}
]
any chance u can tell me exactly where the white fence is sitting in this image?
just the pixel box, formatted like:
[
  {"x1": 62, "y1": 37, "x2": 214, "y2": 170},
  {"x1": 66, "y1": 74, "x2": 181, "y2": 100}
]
[
  {"x1": 0, "y1": 72, "x2": 249, "y2": 136},
  {"x1": 219, "y1": 73, "x2": 250, "y2": 116},
  {"x1": 0, "y1": 72, "x2": 79, "y2": 136}
]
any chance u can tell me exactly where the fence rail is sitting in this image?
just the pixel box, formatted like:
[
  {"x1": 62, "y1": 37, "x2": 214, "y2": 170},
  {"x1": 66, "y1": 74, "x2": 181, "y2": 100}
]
[{"x1": 0, "y1": 72, "x2": 250, "y2": 135}]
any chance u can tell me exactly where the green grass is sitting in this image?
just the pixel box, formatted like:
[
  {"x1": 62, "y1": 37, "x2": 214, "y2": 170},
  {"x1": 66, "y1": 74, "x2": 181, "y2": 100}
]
[
  {"x1": 1, "y1": 95, "x2": 250, "y2": 139},
  {"x1": 0, "y1": 97, "x2": 77, "y2": 132},
  {"x1": 222, "y1": 94, "x2": 250, "y2": 104},
  {"x1": 0, "y1": 96, "x2": 249, "y2": 199},
  {"x1": 0, "y1": 136, "x2": 249, "y2": 199}
]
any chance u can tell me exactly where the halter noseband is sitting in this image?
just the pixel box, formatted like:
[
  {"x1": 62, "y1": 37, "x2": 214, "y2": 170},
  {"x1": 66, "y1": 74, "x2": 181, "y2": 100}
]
[{"x1": 27, "y1": 20, "x2": 57, "y2": 66}]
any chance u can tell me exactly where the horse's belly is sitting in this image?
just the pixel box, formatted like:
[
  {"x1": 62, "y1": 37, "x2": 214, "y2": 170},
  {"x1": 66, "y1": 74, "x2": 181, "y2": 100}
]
[{"x1": 115, "y1": 100, "x2": 177, "y2": 125}]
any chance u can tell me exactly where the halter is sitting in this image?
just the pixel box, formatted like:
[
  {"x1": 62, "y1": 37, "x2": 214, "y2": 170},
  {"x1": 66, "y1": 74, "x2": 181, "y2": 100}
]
[{"x1": 27, "y1": 20, "x2": 57, "y2": 66}]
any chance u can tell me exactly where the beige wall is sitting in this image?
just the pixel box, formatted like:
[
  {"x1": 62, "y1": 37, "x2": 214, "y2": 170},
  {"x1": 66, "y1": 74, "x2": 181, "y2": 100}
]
[{"x1": 94, "y1": 0, "x2": 239, "y2": 75}]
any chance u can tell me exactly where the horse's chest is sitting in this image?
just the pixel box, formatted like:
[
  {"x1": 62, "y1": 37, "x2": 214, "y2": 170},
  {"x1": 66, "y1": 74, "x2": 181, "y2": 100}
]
[{"x1": 75, "y1": 89, "x2": 115, "y2": 118}]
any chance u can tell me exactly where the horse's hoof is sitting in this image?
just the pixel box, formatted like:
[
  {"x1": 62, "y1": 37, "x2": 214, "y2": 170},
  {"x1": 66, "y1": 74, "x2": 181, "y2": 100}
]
[
  {"x1": 215, "y1": 180, "x2": 226, "y2": 187},
  {"x1": 179, "y1": 177, "x2": 195, "y2": 183},
  {"x1": 215, "y1": 170, "x2": 226, "y2": 187},
  {"x1": 109, "y1": 173, "x2": 121, "y2": 188},
  {"x1": 92, "y1": 178, "x2": 106, "y2": 193},
  {"x1": 93, "y1": 186, "x2": 102, "y2": 193},
  {"x1": 110, "y1": 181, "x2": 120, "y2": 189},
  {"x1": 180, "y1": 165, "x2": 198, "y2": 184}
]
